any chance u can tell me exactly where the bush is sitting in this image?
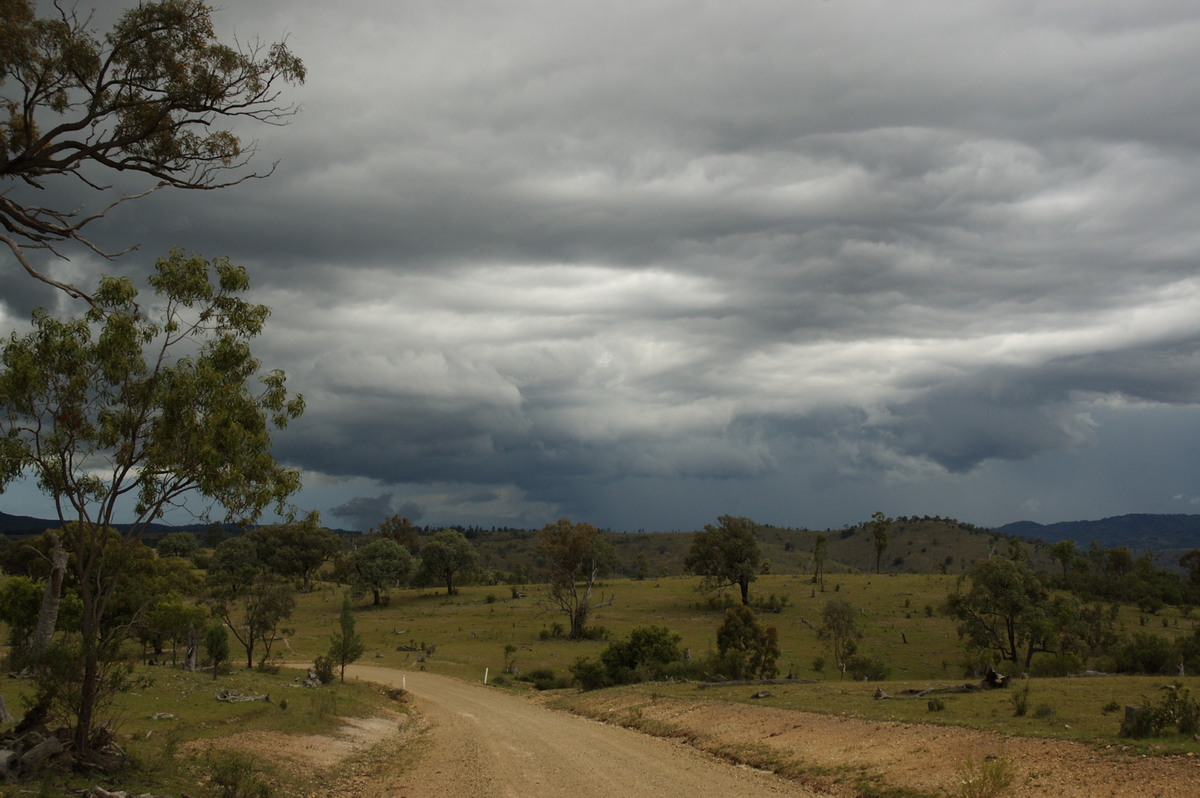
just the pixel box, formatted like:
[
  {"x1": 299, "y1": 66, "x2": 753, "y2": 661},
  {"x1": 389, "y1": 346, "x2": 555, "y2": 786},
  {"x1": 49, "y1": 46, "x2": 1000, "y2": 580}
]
[
  {"x1": 1115, "y1": 632, "x2": 1174, "y2": 674},
  {"x1": 1033, "y1": 703, "x2": 1056, "y2": 719},
  {"x1": 205, "y1": 750, "x2": 275, "y2": 798},
  {"x1": 519, "y1": 668, "x2": 569, "y2": 691},
  {"x1": 312, "y1": 655, "x2": 335, "y2": 685},
  {"x1": 569, "y1": 656, "x2": 610, "y2": 691},
  {"x1": 1028, "y1": 652, "x2": 1083, "y2": 678}
]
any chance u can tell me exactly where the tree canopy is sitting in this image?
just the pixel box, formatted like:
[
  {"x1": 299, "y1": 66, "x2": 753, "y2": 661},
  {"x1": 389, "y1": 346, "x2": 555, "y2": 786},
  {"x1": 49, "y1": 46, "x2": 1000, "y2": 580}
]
[{"x1": 0, "y1": 0, "x2": 305, "y2": 299}]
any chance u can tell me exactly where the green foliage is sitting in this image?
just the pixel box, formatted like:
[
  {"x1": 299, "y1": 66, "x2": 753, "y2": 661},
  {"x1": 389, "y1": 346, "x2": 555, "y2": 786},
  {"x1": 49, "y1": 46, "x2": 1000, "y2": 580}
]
[
  {"x1": 684, "y1": 516, "x2": 762, "y2": 606},
  {"x1": 715, "y1": 605, "x2": 780, "y2": 680},
  {"x1": 600, "y1": 625, "x2": 684, "y2": 684}
]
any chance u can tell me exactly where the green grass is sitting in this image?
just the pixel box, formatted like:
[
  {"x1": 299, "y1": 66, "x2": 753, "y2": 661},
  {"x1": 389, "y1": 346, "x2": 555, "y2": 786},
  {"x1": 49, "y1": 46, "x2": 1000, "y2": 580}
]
[{"x1": 0, "y1": 662, "x2": 397, "y2": 795}]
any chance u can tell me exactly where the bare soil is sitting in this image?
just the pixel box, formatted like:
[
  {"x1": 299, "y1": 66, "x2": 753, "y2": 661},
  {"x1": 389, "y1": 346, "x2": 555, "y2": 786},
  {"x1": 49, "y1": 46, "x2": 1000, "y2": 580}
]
[{"x1": 199, "y1": 667, "x2": 1200, "y2": 797}]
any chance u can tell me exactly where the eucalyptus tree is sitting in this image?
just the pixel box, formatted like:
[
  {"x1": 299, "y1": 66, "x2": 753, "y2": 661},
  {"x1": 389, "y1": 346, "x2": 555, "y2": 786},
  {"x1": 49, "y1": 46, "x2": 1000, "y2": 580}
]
[{"x1": 0, "y1": 249, "x2": 304, "y2": 755}]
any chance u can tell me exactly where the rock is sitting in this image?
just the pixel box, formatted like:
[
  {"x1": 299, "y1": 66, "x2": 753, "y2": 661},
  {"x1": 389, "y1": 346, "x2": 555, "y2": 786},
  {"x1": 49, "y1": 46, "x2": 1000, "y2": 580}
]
[{"x1": 750, "y1": 690, "x2": 773, "y2": 699}]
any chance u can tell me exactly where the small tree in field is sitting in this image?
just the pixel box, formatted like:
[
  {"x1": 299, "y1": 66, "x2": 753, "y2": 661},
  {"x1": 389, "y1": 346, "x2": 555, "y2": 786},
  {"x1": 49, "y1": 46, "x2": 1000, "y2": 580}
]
[
  {"x1": 811, "y1": 533, "x2": 828, "y2": 590},
  {"x1": 820, "y1": 598, "x2": 861, "y2": 680},
  {"x1": 204, "y1": 623, "x2": 229, "y2": 681},
  {"x1": 328, "y1": 595, "x2": 365, "y2": 683}
]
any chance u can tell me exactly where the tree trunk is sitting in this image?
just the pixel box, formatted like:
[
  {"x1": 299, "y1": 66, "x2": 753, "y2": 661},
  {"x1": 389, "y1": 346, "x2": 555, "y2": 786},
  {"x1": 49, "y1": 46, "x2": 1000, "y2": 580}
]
[
  {"x1": 29, "y1": 533, "x2": 67, "y2": 657},
  {"x1": 739, "y1": 578, "x2": 750, "y2": 606},
  {"x1": 185, "y1": 623, "x2": 198, "y2": 672}
]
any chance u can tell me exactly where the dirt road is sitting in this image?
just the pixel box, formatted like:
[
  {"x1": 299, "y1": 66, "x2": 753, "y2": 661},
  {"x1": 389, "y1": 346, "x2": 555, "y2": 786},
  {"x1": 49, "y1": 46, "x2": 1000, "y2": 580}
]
[{"x1": 345, "y1": 665, "x2": 817, "y2": 797}]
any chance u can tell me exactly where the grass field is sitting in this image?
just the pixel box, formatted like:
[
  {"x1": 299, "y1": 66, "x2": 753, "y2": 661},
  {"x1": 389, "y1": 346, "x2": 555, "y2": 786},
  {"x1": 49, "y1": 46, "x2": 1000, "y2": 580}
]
[{"x1": 3, "y1": 569, "x2": 1198, "y2": 794}]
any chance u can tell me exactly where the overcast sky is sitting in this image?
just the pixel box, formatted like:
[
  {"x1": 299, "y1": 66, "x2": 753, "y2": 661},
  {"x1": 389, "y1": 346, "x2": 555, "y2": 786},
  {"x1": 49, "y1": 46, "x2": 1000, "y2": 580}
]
[{"x1": 5, "y1": 0, "x2": 1200, "y2": 533}]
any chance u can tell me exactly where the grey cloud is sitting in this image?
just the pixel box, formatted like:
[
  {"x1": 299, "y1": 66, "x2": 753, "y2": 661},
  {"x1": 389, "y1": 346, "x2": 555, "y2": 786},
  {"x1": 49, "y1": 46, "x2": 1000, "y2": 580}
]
[
  {"x1": 8, "y1": 1, "x2": 1200, "y2": 532},
  {"x1": 328, "y1": 493, "x2": 395, "y2": 530}
]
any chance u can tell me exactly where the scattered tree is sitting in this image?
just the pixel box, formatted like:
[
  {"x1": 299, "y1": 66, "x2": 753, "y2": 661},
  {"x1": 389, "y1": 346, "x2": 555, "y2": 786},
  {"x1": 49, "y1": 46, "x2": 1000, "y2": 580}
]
[
  {"x1": 869, "y1": 512, "x2": 891, "y2": 574},
  {"x1": 684, "y1": 515, "x2": 762, "y2": 605},
  {"x1": 819, "y1": 598, "x2": 861, "y2": 680},
  {"x1": 0, "y1": 0, "x2": 305, "y2": 300},
  {"x1": 416, "y1": 529, "x2": 477, "y2": 595},
  {"x1": 372, "y1": 514, "x2": 421, "y2": 554},
  {"x1": 246, "y1": 520, "x2": 340, "y2": 591},
  {"x1": 0, "y1": 251, "x2": 303, "y2": 754},
  {"x1": 328, "y1": 595, "x2": 365, "y2": 683},
  {"x1": 537, "y1": 519, "x2": 616, "y2": 639},
  {"x1": 345, "y1": 537, "x2": 413, "y2": 606},
  {"x1": 811, "y1": 533, "x2": 829, "y2": 590},
  {"x1": 943, "y1": 557, "x2": 1054, "y2": 669},
  {"x1": 1052, "y1": 539, "x2": 1077, "y2": 579},
  {"x1": 205, "y1": 539, "x2": 297, "y2": 668},
  {"x1": 157, "y1": 532, "x2": 201, "y2": 560}
]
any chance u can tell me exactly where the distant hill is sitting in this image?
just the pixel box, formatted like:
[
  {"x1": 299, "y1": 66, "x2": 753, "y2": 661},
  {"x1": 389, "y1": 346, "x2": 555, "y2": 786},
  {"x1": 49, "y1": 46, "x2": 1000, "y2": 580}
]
[{"x1": 998, "y1": 514, "x2": 1200, "y2": 552}]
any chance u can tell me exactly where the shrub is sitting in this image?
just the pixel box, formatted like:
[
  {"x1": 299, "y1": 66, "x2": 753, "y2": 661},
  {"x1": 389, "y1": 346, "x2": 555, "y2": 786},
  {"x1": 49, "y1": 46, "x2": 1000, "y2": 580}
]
[
  {"x1": 845, "y1": 654, "x2": 890, "y2": 681},
  {"x1": 1010, "y1": 684, "x2": 1030, "y2": 717},
  {"x1": 956, "y1": 753, "x2": 1015, "y2": 798},
  {"x1": 1033, "y1": 703, "x2": 1056, "y2": 719}
]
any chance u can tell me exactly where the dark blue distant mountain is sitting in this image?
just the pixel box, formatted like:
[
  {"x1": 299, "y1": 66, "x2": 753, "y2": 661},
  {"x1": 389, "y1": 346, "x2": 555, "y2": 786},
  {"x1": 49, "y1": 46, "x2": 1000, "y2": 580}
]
[
  {"x1": 0, "y1": 510, "x2": 360, "y2": 539},
  {"x1": 997, "y1": 513, "x2": 1200, "y2": 553}
]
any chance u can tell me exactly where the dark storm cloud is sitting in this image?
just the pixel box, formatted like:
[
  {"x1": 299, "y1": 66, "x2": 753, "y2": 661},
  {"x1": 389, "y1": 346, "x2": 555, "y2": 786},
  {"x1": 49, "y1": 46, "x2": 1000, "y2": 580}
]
[{"x1": 7, "y1": 0, "x2": 1200, "y2": 530}]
